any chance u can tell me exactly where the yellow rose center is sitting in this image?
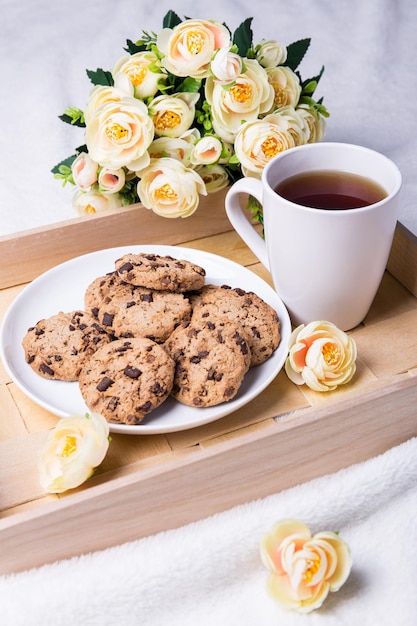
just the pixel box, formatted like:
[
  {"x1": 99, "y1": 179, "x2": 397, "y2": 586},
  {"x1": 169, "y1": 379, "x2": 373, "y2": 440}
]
[
  {"x1": 156, "y1": 183, "x2": 178, "y2": 201},
  {"x1": 61, "y1": 435, "x2": 78, "y2": 458},
  {"x1": 303, "y1": 557, "x2": 320, "y2": 584},
  {"x1": 105, "y1": 123, "x2": 128, "y2": 141},
  {"x1": 126, "y1": 64, "x2": 147, "y2": 86},
  {"x1": 230, "y1": 82, "x2": 252, "y2": 103},
  {"x1": 272, "y1": 82, "x2": 287, "y2": 107},
  {"x1": 187, "y1": 30, "x2": 204, "y2": 55},
  {"x1": 154, "y1": 110, "x2": 181, "y2": 131},
  {"x1": 84, "y1": 204, "x2": 96, "y2": 214},
  {"x1": 322, "y1": 342, "x2": 341, "y2": 365},
  {"x1": 261, "y1": 136, "x2": 281, "y2": 159}
]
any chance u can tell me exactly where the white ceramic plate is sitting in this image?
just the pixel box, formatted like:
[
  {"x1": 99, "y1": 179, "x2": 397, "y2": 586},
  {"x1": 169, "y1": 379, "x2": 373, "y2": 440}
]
[{"x1": 0, "y1": 245, "x2": 291, "y2": 434}]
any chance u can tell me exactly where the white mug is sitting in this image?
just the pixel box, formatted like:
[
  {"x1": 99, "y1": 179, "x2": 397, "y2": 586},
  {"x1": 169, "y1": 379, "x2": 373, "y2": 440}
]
[{"x1": 225, "y1": 142, "x2": 402, "y2": 330}]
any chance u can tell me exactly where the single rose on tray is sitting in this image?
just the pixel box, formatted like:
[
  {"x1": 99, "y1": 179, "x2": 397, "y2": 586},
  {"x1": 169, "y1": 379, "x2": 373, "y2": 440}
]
[
  {"x1": 38, "y1": 412, "x2": 110, "y2": 493},
  {"x1": 52, "y1": 10, "x2": 328, "y2": 221}
]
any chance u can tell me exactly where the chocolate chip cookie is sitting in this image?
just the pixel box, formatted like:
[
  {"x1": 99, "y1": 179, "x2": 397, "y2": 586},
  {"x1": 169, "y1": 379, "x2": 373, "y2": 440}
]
[
  {"x1": 22, "y1": 310, "x2": 112, "y2": 381},
  {"x1": 163, "y1": 318, "x2": 251, "y2": 407},
  {"x1": 114, "y1": 252, "x2": 206, "y2": 292},
  {"x1": 85, "y1": 273, "x2": 192, "y2": 342},
  {"x1": 79, "y1": 337, "x2": 175, "y2": 425},
  {"x1": 189, "y1": 284, "x2": 281, "y2": 367}
]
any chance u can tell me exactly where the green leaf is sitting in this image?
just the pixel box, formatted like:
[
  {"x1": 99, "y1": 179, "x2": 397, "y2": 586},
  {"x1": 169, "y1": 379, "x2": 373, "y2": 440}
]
[
  {"x1": 58, "y1": 107, "x2": 85, "y2": 127},
  {"x1": 177, "y1": 76, "x2": 202, "y2": 93},
  {"x1": 233, "y1": 17, "x2": 253, "y2": 56},
  {"x1": 124, "y1": 38, "x2": 147, "y2": 54},
  {"x1": 86, "y1": 68, "x2": 114, "y2": 87},
  {"x1": 163, "y1": 10, "x2": 182, "y2": 29},
  {"x1": 301, "y1": 65, "x2": 325, "y2": 94},
  {"x1": 285, "y1": 38, "x2": 311, "y2": 71}
]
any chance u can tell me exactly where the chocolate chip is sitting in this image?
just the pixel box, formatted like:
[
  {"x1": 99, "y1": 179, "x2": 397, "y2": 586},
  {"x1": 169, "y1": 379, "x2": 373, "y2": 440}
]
[
  {"x1": 102, "y1": 312, "x2": 114, "y2": 327},
  {"x1": 107, "y1": 396, "x2": 119, "y2": 411},
  {"x1": 150, "y1": 382, "x2": 166, "y2": 396},
  {"x1": 118, "y1": 261, "x2": 134, "y2": 273},
  {"x1": 97, "y1": 376, "x2": 114, "y2": 391},
  {"x1": 39, "y1": 363, "x2": 54, "y2": 376},
  {"x1": 124, "y1": 365, "x2": 141, "y2": 379},
  {"x1": 224, "y1": 386, "x2": 235, "y2": 397},
  {"x1": 190, "y1": 350, "x2": 209, "y2": 364}
]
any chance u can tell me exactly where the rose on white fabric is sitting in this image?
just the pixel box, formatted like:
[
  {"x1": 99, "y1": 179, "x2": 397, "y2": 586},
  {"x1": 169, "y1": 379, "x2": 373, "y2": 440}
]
[
  {"x1": 266, "y1": 66, "x2": 302, "y2": 109},
  {"x1": 71, "y1": 152, "x2": 98, "y2": 190},
  {"x1": 149, "y1": 92, "x2": 199, "y2": 138},
  {"x1": 234, "y1": 116, "x2": 297, "y2": 177},
  {"x1": 137, "y1": 157, "x2": 206, "y2": 218},
  {"x1": 195, "y1": 164, "x2": 229, "y2": 192},
  {"x1": 38, "y1": 413, "x2": 110, "y2": 493},
  {"x1": 285, "y1": 321, "x2": 357, "y2": 391},
  {"x1": 98, "y1": 166, "x2": 126, "y2": 193},
  {"x1": 112, "y1": 51, "x2": 166, "y2": 99},
  {"x1": 157, "y1": 19, "x2": 231, "y2": 78},
  {"x1": 210, "y1": 47, "x2": 243, "y2": 85},
  {"x1": 261, "y1": 519, "x2": 352, "y2": 613},
  {"x1": 190, "y1": 135, "x2": 223, "y2": 165},
  {"x1": 256, "y1": 39, "x2": 287, "y2": 68},
  {"x1": 205, "y1": 58, "x2": 274, "y2": 143},
  {"x1": 73, "y1": 189, "x2": 124, "y2": 215},
  {"x1": 85, "y1": 97, "x2": 154, "y2": 170}
]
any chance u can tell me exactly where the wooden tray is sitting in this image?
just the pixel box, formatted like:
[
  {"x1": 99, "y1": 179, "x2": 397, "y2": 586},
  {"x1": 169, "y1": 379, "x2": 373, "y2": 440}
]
[{"x1": 1, "y1": 196, "x2": 417, "y2": 576}]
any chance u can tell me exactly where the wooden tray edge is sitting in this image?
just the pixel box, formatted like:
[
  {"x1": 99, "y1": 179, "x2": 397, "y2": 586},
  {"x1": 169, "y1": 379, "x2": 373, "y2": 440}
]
[
  {"x1": 1, "y1": 374, "x2": 416, "y2": 575},
  {"x1": 0, "y1": 190, "x2": 232, "y2": 289}
]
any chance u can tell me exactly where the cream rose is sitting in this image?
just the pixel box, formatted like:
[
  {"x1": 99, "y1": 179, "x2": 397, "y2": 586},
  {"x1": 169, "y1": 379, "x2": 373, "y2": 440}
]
[
  {"x1": 256, "y1": 39, "x2": 287, "y2": 68},
  {"x1": 38, "y1": 413, "x2": 110, "y2": 493},
  {"x1": 285, "y1": 321, "x2": 357, "y2": 391},
  {"x1": 112, "y1": 51, "x2": 166, "y2": 99},
  {"x1": 149, "y1": 92, "x2": 199, "y2": 138},
  {"x1": 190, "y1": 135, "x2": 223, "y2": 165},
  {"x1": 234, "y1": 115, "x2": 297, "y2": 177},
  {"x1": 274, "y1": 105, "x2": 310, "y2": 145},
  {"x1": 137, "y1": 157, "x2": 206, "y2": 218},
  {"x1": 98, "y1": 166, "x2": 126, "y2": 193},
  {"x1": 261, "y1": 519, "x2": 352, "y2": 613},
  {"x1": 266, "y1": 66, "x2": 302, "y2": 109},
  {"x1": 84, "y1": 85, "x2": 132, "y2": 125},
  {"x1": 297, "y1": 103, "x2": 326, "y2": 143},
  {"x1": 205, "y1": 58, "x2": 274, "y2": 143},
  {"x1": 71, "y1": 152, "x2": 98, "y2": 190},
  {"x1": 195, "y1": 164, "x2": 229, "y2": 192},
  {"x1": 73, "y1": 189, "x2": 124, "y2": 215},
  {"x1": 85, "y1": 96, "x2": 154, "y2": 170},
  {"x1": 210, "y1": 47, "x2": 243, "y2": 85},
  {"x1": 157, "y1": 19, "x2": 231, "y2": 78}
]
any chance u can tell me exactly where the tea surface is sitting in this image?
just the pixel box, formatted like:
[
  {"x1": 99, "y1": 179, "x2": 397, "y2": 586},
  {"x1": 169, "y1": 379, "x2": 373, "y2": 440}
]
[{"x1": 274, "y1": 170, "x2": 387, "y2": 209}]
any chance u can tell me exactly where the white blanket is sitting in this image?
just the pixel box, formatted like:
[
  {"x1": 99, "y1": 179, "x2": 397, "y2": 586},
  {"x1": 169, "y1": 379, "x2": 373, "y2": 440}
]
[
  {"x1": 1, "y1": 436, "x2": 417, "y2": 625},
  {"x1": 2, "y1": 1, "x2": 417, "y2": 623}
]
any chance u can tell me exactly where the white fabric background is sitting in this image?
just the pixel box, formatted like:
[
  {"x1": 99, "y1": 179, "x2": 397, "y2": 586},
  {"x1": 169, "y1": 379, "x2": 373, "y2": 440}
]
[
  {"x1": 1, "y1": 2, "x2": 417, "y2": 624},
  {"x1": 1, "y1": 0, "x2": 416, "y2": 235}
]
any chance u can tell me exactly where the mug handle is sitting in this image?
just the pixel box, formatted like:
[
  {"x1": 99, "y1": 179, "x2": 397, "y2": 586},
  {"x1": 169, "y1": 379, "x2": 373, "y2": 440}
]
[{"x1": 225, "y1": 177, "x2": 270, "y2": 271}]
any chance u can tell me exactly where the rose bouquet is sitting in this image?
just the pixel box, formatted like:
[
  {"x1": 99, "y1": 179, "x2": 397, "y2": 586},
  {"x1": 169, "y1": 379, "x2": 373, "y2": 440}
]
[{"x1": 52, "y1": 10, "x2": 328, "y2": 221}]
